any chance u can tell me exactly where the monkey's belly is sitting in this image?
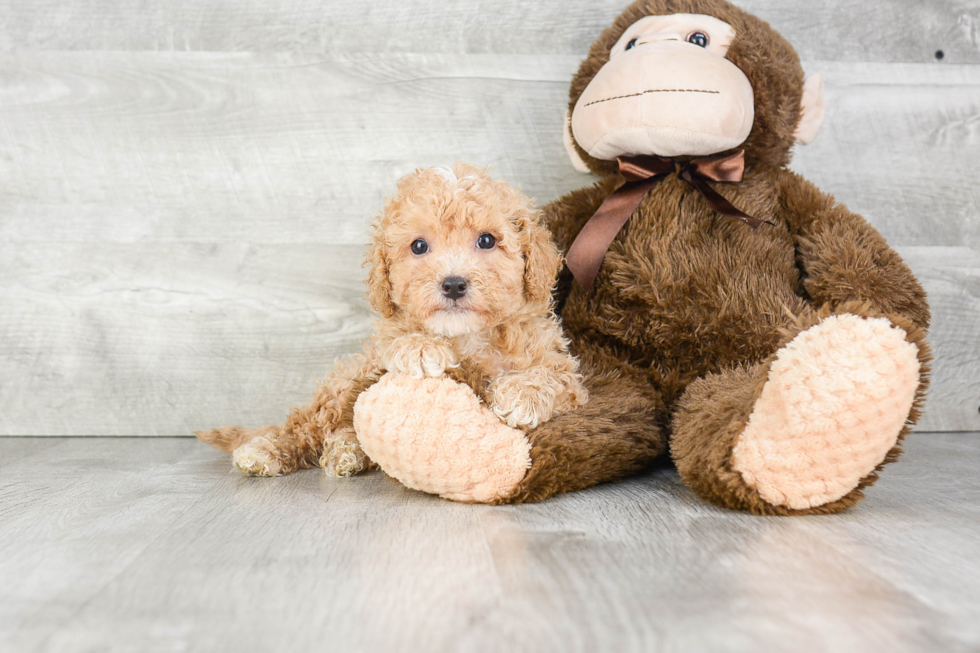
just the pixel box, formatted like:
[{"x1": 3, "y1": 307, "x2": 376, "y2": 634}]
[
  {"x1": 565, "y1": 234, "x2": 805, "y2": 384},
  {"x1": 620, "y1": 276, "x2": 803, "y2": 372}
]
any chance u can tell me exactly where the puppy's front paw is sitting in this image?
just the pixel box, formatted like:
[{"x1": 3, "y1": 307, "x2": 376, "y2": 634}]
[
  {"x1": 489, "y1": 368, "x2": 569, "y2": 429},
  {"x1": 383, "y1": 334, "x2": 458, "y2": 378},
  {"x1": 232, "y1": 437, "x2": 284, "y2": 476}
]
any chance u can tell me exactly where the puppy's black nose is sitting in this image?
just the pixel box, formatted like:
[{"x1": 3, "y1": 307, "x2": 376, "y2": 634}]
[{"x1": 441, "y1": 276, "x2": 468, "y2": 300}]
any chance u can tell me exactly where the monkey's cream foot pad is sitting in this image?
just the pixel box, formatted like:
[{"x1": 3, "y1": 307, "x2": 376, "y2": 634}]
[
  {"x1": 731, "y1": 314, "x2": 921, "y2": 510},
  {"x1": 353, "y1": 373, "x2": 531, "y2": 503}
]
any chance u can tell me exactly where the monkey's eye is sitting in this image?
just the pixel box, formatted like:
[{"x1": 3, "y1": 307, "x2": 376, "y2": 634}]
[
  {"x1": 476, "y1": 233, "x2": 497, "y2": 250},
  {"x1": 411, "y1": 238, "x2": 429, "y2": 255},
  {"x1": 625, "y1": 38, "x2": 639, "y2": 51},
  {"x1": 687, "y1": 32, "x2": 709, "y2": 47}
]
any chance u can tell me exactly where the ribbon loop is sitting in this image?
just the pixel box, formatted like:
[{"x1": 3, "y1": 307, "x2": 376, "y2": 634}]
[
  {"x1": 687, "y1": 150, "x2": 747, "y2": 182},
  {"x1": 565, "y1": 149, "x2": 771, "y2": 292},
  {"x1": 617, "y1": 155, "x2": 676, "y2": 182}
]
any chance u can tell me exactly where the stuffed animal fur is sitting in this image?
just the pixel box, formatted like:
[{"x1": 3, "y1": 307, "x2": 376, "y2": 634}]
[{"x1": 354, "y1": 0, "x2": 931, "y2": 514}]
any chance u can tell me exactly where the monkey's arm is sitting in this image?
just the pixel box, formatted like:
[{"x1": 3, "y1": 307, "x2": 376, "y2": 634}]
[{"x1": 777, "y1": 169, "x2": 930, "y2": 332}]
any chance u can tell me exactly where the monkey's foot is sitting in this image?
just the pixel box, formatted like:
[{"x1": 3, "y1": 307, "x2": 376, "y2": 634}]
[
  {"x1": 731, "y1": 314, "x2": 921, "y2": 510},
  {"x1": 353, "y1": 373, "x2": 531, "y2": 503}
]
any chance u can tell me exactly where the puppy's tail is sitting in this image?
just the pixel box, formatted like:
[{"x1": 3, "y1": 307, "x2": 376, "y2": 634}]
[{"x1": 194, "y1": 424, "x2": 280, "y2": 452}]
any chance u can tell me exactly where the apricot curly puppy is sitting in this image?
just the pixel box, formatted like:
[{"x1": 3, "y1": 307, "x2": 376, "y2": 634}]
[{"x1": 197, "y1": 163, "x2": 587, "y2": 478}]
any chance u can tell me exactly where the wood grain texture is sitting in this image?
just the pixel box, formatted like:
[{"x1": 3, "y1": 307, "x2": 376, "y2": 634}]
[
  {"x1": 1, "y1": 434, "x2": 978, "y2": 652},
  {"x1": 1, "y1": 55, "x2": 976, "y2": 248},
  {"x1": 792, "y1": 60, "x2": 980, "y2": 248},
  {"x1": 0, "y1": 243, "x2": 372, "y2": 435},
  {"x1": 900, "y1": 247, "x2": 980, "y2": 432},
  {"x1": 1, "y1": 242, "x2": 976, "y2": 435},
  {"x1": 0, "y1": 53, "x2": 582, "y2": 246},
  {"x1": 1, "y1": 53, "x2": 978, "y2": 434},
  {"x1": 0, "y1": 0, "x2": 977, "y2": 64}
]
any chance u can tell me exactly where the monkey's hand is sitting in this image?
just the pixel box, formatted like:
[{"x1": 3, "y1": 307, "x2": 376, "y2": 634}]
[{"x1": 382, "y1": 333, "x2": 459, "y2": 378}]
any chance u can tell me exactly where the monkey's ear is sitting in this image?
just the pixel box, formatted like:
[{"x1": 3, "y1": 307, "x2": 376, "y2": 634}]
[
  {"x1": 795, "y1": 74, "x2": 825, "y2": 145},
  {"x1": 523, "y1": 212, "x2": 562, "y2": 307},
  {"x1": 563, "y1": 110, "x2": 592, "y2": 173},
  {"x1": 365, "y1": 230, "x2": 396, "y2": 318}
]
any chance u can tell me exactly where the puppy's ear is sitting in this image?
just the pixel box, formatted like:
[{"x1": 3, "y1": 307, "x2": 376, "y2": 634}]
[
  {"x1": 521, "y1": 210, "x2": 561, "y2": 308},
  {"x1": 365, "y1": 225, "x2": 396, "y2": 318}
]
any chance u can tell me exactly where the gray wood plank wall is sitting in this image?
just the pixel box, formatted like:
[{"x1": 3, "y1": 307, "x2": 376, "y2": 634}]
[{"x1": 1, "y1": 1, "x2": 978, "y2": 435}]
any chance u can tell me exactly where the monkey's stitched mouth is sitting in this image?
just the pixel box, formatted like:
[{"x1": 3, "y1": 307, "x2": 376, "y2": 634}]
[{"x1": 583, "y1": 88, "x2": 720, "y2": 107}]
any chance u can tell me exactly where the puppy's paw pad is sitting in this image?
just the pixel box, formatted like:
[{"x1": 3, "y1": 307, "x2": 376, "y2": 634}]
[{"x1": 232, "y1": 438, "x2": 284, "y2": 477}]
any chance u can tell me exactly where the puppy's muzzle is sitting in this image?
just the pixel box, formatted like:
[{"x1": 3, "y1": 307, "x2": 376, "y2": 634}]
[{"x1": 441, "y1": 276, "x2": 468, "y2": 300}]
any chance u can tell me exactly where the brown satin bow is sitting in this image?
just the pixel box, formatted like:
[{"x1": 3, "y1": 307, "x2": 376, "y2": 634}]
[{"x1": 565, "y1": 149, "x2": 772, "y2": 292}]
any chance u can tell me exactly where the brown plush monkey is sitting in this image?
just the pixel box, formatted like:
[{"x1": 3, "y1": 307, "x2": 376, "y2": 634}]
[{"x1": 353, "y1": 0, "x2": 930, "y2": 515}]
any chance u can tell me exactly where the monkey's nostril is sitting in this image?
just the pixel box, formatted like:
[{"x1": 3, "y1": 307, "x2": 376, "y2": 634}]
[{"x1": 441, "y1": 276, "x2": 468, "y2": 300}]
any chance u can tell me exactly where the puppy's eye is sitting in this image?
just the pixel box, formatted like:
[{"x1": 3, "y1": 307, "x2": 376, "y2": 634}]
[
  {"x1": 625, "y1": 37, "x2": 638, "y2": 50},
  {"x1": 410, "y1": 238, "x2": 429, "y2": 255},
  {"x1": 687, "y1": 32, "x2": 709, "y2": 47},
  {"x1": 476, "y1": 233, "x2": 496, "y2": 250}
]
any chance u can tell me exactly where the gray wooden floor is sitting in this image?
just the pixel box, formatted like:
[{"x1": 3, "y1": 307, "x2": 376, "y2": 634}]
[{"x1": 1, "y1": 433, "x2": 978, "y2": 653}]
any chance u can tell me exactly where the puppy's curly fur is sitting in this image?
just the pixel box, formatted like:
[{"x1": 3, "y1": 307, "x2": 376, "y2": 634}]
[{"x1": 197, "y1": 163, "x2": 587, "y2": 477}]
